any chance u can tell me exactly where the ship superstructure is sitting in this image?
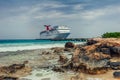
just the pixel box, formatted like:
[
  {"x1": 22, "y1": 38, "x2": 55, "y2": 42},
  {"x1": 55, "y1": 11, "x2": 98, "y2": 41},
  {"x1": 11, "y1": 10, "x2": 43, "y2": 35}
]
[{"x1": 40, "y1": 25, "x2": 70, "y2": 39}]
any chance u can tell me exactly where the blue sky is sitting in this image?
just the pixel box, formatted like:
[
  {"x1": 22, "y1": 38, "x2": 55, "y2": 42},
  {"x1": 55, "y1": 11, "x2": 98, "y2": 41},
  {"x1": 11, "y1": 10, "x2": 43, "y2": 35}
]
[{"x1": 0, "y1": 0, "x2": 120, "y2": 39}]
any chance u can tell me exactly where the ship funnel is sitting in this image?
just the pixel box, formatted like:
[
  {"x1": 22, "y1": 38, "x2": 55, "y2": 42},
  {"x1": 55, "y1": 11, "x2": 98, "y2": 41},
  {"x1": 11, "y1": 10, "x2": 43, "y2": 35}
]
[{"x1": 44, "y1": 25, "x2": 51, "y2": 31}]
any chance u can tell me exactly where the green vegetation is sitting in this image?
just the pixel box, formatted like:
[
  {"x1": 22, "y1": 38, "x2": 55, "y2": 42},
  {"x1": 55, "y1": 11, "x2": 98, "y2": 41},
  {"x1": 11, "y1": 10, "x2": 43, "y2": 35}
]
[{"x1": 102, "y1": 32, "x2": 120, "y2": 38}]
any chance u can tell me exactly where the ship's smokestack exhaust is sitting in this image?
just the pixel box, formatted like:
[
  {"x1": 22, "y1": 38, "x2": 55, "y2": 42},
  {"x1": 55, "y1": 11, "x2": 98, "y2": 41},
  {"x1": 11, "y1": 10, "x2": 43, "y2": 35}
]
[{"x1": 44, "y1": 25, "x2": 51, "y2": 31}]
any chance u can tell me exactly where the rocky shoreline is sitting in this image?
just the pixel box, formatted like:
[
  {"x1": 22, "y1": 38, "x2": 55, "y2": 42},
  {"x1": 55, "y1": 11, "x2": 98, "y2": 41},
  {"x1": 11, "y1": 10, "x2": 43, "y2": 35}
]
[
  {"x1": 52, "y1": 38, "x2": 120, "y2": 79},
  {"x1": 0, "y1": 38, "x2": 120, "y2": 80}
]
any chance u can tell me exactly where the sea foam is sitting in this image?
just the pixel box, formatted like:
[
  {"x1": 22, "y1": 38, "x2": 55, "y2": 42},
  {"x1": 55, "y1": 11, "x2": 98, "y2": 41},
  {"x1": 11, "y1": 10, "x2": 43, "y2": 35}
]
[
  {"x1": 0, "y1": 43, "x2": 64, "y2": 52},
  {"x1": 0, "y1": 39, "x2": 85, "y2": 52}
]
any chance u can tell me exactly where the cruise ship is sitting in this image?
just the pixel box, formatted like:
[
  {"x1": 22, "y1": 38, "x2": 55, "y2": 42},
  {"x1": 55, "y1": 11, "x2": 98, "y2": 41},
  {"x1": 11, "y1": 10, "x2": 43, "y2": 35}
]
[{"x1": 40, "y1": 25, "x2": 70, "y2": 39}]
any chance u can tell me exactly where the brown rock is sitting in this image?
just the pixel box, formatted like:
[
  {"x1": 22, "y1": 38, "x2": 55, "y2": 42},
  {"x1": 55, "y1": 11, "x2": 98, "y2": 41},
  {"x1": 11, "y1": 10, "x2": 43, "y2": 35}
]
[
  {"x1": 78, "y1": 73, "x2": 84, "y2": 80},
  {"x1": 111, "y1": 47, "x2": 120, "y2": 57},
  {"x1": 70, "y1": 73, "x2": 85, "y2": 80},
  {"x1": 0, "y1": 61, "x2": 32, "y2": 78},
  {"x1": 42, "y1": 51, "x2": 51, "y2": 55},
  {"x1": 86, "y1": 67, "x2": 108, "y2": 75},
  {"x1": 58, "y1": 54, "x2": 68, "y2": 63},
  {"x1": 0, "y1": 76, "x2": 18, "y2": 80},
  {"x1": 87, "y1": 39, "x2": 98, "y2": 45},
  {"x1": 65, "y1": 42, "x2": 75, "y2": 48},
  {"x1": 113, "y1": 71, "x2": 120, "y2": 78},
  {"x1": 51, "y1": 47, "x2": 64, "y2": 53},
  {"x1": 83, "y1": 45, "x2": 97, "y2": 53},
  {"x1": 64, "y1": 48, "x2": 73, "y2": 52},
  {"x1": 72, "y1": 56, "x2": 79, "y2": 63},
  {"x1": 73, "y1": 48, "x2": 80, "y2": 56},
  {"x1": 88, "y1": 52, "x2": 111, "y2": 60},
  {"x1": 52, "y1": 66, "x2": 65, "y2": 72},
  {"x1": 61, "y1": 38, "x2": 120, "y2": 75}
]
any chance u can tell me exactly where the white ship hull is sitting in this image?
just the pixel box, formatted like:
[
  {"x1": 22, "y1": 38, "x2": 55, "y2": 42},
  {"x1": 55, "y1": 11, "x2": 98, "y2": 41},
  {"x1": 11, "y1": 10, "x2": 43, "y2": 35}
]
[
  {"x1": 40, "y1": 33, "x2": 70, "y2": 39},
  {"x1": 40, "y1": 25, "x2": 70, "y2": 39}
]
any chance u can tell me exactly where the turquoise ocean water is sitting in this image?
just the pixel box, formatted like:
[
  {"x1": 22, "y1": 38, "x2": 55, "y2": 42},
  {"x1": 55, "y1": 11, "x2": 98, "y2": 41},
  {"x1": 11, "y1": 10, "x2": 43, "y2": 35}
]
[{"x1": 0, "y1": 39, "x2": 84, "y2": 52}]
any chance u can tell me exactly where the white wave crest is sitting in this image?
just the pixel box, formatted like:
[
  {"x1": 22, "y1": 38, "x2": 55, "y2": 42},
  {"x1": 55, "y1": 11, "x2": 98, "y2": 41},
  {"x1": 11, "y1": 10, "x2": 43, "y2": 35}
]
[{"x1": 0, "y1": 43, "x2": 64, "y2": 52}]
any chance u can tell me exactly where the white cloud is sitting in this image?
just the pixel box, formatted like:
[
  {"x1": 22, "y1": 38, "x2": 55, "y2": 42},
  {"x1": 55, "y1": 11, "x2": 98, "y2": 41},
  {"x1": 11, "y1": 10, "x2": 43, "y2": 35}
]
[
  {"x1": 73, "y1": 4, "x2": 84, "y2": 10},
  {"x1": 1, "y1": 0, "x2": 120, "y2": 39},
  {"x1": 81, "y1": 10, "x2": 105, "y2": 20},
  {"x1": 34, "y1": 11, "x2": 63, "y2": 19},
  {"x1": 40, "y1": 2, "x2": 67, "y2": 8},
  {"x1": 80, "y1": 5, "x2": 120, "y2": 20},
  {"x1": 2, "y1": 2, "x2": 120, "y2": 22},
  {"x1": 28, "y1": 4, "x2": 120, "y2": 23}
]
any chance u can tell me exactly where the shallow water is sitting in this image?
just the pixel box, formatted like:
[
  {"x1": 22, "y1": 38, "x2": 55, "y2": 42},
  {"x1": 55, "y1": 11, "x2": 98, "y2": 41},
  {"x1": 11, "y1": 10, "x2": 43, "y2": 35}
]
[
  {"x1": 0, "y1": 39, "x2": 85, "y2": 52},
  {"x1": 20, "y1": 69, "x2": 117, "y2": 80},
  {"x1": 20, "y1": 69, "x2": 74, "y2": 80}
]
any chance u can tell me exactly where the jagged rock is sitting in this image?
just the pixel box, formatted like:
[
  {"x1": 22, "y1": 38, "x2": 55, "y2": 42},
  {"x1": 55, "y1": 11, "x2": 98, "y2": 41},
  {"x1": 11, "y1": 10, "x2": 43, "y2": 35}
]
[
  {"x1": 58, "y1": 54, "x2": 68, "y2": 63},
  {"x1": 73, "y1": 48, "x2": 80, "y2": 56},
  {"x1": 75, "y1": 43, "x2": 86, "y2": 48},
  {"x1": 61, "y1": 60, "x2": 73, "y2": 69},
  {"x1": 1, "y1": 61, "x2": 29, "y2": 73},
  {"x1": 0, "y1": 61, "x2": 31, "y2": 78},
  {"x1": 61, "y1": 52, "x2": 110, "y2": 74},
  {"x1": 65, "y1": 42, "x2": 75, "y2": 48},
  {"x1": 64, "y1": 48, "x2": 73, "y2": 52},
  {"x1": 57, "y1": 38, "x2": 120, "y2": 75},
  {"x1": 52, "y1": 66, "x2": 65, "y2": 72},
  {"x1": 72, "y1": 56, "x2": 80, "y2": 64},
  {"x1": 111, "y1": 47, "x2": 120, "y2": 57},
  {"x1": 70, "y1": 73, "x2": 84, "y2": 80},
  {"x1": 87, "y1": 38, "x2": 120, "y2": 44},
  {"x1": 72, "y1": 56, "x2": 80, "y2": 62},
  {"x1": 51, "y1": 47, "x2": 64, "y2": 53},
  {"x1": 83, "y1": 38, "x2": 120, "y2": 57},
  {"x1": 87, "y1": 52, "x2": 111, "y2": 60},
  {"x1": 42, "y1": 51, "x2": 51, "y2": 55},
  {"x1": 113, "y1": 71, "x2": 120, "y2": 78},
  {"x1": 111, "y1": 47, "x2": 120, "y2": 53},
  {"x1": 86, "y1": 67, "x2": 108, "y2": 75},
  {"x1": 107, "y1": 61, "x2": 120, "y2": 70},
  {"x1": 0, "y1": 76, "x2": 18, "y2": 80},
  {"x1": 96, "y1": 47, "x2": 111, "y2": 55},
  {"x1": 83, "y1": 44, "x2": 97, "y2": 53},
  {"x1": 87, "y1": 39, "x2": 98, "y2": 45},
  {"x1": 72, "y1": 48, "x2": 81, "y2": 68},
  {"x1": 72, "y1": 57, "x2": 80, "y2": 71}
]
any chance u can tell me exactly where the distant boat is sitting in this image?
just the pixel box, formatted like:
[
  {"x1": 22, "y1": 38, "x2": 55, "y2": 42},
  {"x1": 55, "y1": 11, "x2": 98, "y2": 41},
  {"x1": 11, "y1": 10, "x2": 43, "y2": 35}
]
[{"x1": 40, "y1": 25, "x2": 70, "y2": 39}]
